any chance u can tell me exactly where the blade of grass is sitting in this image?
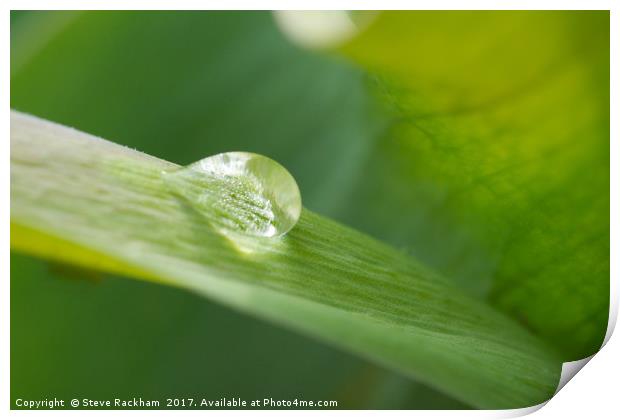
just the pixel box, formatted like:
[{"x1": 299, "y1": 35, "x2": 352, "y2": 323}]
[{"x1": 10, "y1": 110, "x2": 561, "y2": 408}]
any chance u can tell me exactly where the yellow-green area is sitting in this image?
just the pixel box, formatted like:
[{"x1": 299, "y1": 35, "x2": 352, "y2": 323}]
[{"x1": 338, "y1": 11, "x2": 609, "y2": 359}]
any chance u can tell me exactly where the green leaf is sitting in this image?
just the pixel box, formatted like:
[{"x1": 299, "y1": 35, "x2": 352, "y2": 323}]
[
  {"x1": 331, "y1": 11, "x2": 610, "y2": 360},
  {"x1": 11, "y1": 110, "x2": 561, "y2": 408}
]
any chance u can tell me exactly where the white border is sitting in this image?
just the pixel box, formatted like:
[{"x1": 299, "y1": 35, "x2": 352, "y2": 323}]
[
  {"x1": 3, "y1": 2, "x2": 617, "y2": 419},
  {"x1": 1, "y1": 1, "x2": 617, "y2": 10}
]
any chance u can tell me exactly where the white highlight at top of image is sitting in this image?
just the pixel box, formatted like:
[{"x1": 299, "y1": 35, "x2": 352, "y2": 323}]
[{"x1": 273, "y1": 11, "x2": 358, "y2": 49}]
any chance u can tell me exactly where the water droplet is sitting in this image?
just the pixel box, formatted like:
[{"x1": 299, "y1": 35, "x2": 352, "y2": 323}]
[{"x1": 163, "y1": 152, "x2": 302, "y2": 238}]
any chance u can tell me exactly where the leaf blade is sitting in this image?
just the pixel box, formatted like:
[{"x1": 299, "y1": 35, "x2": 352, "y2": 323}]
[{"x1": 11, "y1": 110, "x2": 561, "y2": 408}]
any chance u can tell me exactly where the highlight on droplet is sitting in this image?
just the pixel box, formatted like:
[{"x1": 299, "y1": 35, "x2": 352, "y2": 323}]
[{"x1": 162, "y1": 152, "x2": 302, "y2": 239}]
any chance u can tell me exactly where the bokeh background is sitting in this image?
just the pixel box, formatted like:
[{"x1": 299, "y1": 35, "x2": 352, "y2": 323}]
[{"x1": 10, "y1": 11, "x2": 609, "y2": 409}]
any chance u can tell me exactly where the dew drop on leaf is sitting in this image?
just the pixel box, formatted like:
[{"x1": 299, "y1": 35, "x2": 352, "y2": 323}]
[{"x1": 163, "y1": 152, "x2": 302, "y2": 238}]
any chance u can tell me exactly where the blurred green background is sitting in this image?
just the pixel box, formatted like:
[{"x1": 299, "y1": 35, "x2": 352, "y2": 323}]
[{"x1": 10, "y1": 10, "x2": 609, "y2": 409}]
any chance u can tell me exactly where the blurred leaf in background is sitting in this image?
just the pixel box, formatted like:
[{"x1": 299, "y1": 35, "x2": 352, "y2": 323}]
[
  {"x1": 10, "y1": 10, "x2": 609, "y2": 408},
  {"x1": 333, "y1": 11, "x2": 609, "y2": 360}
]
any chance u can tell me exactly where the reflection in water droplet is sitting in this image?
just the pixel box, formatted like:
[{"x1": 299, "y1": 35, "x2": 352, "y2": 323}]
[{"x1": 163, "y1": 152, "x2": 302, "y2": 238}]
